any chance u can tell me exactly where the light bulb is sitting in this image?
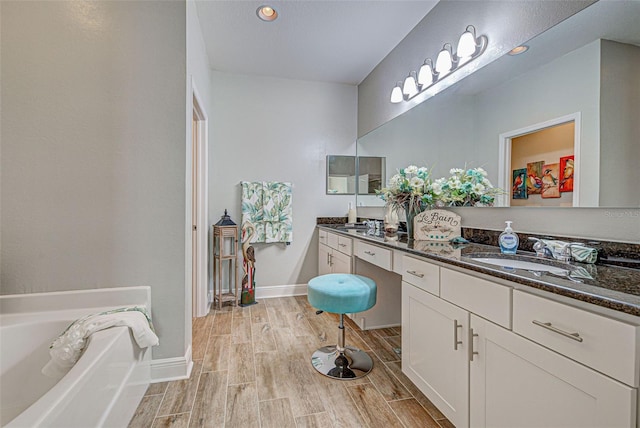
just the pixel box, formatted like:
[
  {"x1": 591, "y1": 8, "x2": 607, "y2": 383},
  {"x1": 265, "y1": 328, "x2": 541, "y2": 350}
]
[
  {"x1": 257, "y1": 5, "x2": 278, "y2": 21},
  {"x1": 457, "y1": 26, "x2": 477, "y2": 61},
  {"x1": 435, "y1": 45, "x2": 453, "y2": 75},
  {"x1": 418, "y1": 61, "x2": 434, "y2": 86},
  {"x1": 402, "y1": 73, "x2": 418, "y2": 97},
  {"x1": 390, "y1": 84, "x2": 403, "y2": 103}
]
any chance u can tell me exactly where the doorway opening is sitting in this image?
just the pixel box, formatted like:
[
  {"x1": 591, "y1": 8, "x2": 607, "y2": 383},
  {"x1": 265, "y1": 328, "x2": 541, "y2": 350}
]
[
  {"x1": 498, "y1": 113, "x2": 580, "y2": 207},
  {"x1": 192, "y1": 87, "x2": 209, "y2": 318}
]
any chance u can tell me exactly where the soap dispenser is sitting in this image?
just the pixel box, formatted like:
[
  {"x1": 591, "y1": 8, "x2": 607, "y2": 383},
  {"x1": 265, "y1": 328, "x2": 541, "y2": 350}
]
[{"x1": 499, "y1": 221, "x2": 519, "y2": 254}]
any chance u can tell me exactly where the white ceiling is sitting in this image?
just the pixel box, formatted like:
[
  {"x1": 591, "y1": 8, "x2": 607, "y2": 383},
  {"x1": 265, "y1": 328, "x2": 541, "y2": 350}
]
[{"x1": 195, "y1": 0, "x2": 438, "y2": 85}]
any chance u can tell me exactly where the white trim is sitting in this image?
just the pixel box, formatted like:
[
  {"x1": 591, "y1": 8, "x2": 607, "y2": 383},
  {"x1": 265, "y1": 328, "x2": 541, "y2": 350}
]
[
  {"x1": 191, "y1": 80, "x2": 209, "y2": 318},
  {"x1": 150, "y1": 345, "x2": 193, "y2": 383},
  {"x1": 498, "y1": 112, "x2": 581, "y2": 207},
  {"x1": 256, "y1": 284, "x2": 308, "y2": 299}
]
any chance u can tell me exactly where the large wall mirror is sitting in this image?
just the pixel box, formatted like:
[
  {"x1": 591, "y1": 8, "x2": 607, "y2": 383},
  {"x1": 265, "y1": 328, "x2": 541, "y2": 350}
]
[{"x1": 356, "y1": 0, "x2": 639, "y2": 208}]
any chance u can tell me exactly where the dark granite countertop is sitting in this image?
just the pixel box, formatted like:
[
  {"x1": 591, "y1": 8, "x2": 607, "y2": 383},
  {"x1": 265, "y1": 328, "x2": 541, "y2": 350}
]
[{"x1": 318, "y1": 224, "x2": 640, "y2": 318}]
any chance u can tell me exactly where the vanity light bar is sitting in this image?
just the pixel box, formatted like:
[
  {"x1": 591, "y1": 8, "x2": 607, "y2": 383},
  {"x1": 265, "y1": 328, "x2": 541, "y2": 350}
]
[{"x1": 391, "y1": 25, "x2": 488, "y2": 103}]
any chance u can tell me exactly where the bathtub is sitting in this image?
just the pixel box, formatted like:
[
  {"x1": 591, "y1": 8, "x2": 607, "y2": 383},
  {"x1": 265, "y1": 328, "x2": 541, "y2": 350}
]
[{"x1": 0, "y1": 287, "x2": 153, "y2": 427}]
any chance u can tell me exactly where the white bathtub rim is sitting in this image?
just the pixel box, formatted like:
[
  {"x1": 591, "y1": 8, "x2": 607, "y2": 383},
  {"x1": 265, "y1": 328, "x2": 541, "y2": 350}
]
[
  {"x1": 2, "y1": 287, "x2": 153, "y2": 428},
  {"x1": 5, "y1": 326, "x2": 138, "y2": 427},
  {"x1": 0, "y1": 286, "x2": 152, "y2": 316}
]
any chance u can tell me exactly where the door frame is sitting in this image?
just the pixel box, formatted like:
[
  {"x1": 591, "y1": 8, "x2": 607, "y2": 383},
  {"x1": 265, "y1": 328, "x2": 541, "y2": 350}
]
[
  {"x1": 498, "y1": 112, "x2": 581, "y2": 207},
  {"x1": 191, "y1": 81, "x2": 209, "y2": 318}
]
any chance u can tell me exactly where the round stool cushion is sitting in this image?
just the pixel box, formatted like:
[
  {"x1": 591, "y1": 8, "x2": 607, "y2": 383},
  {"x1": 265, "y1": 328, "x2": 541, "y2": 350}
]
[{"x1": 308, "y1": 274, "x2": 377, "y2": 314}]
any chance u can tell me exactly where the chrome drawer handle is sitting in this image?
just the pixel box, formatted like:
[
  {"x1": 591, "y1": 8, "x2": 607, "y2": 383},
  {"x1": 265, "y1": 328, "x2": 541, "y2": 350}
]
[
  {"x1": 406, "y1": 270, "x2": 424, "y2": 278},
  {"x1": 339, "y1": 243, "x2": 347, "y2": 247},
  {"x1": 364, "y1": 251, "x2": 376, "y2": 256},
  {"x1": 454, "y1": 319, "x2": 463, "y2": 351},
  {"x1": 469, "y1": 328, "x2": 478, "y2": 361},
  {"x1": 532, "y1": 320, "x2": 583, "y2": 343}
]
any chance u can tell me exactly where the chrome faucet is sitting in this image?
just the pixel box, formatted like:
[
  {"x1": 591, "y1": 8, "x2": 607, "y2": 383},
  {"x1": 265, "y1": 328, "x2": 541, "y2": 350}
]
[
  {"x1": 528, "y1": 237, "x2": 553, "y2": 258},
  {"x1": 528, "y1": 237, "x2": 582, "y2": 262},
  {"x1": 557, "y1": 243, "x2": 585, "y2": 263}
]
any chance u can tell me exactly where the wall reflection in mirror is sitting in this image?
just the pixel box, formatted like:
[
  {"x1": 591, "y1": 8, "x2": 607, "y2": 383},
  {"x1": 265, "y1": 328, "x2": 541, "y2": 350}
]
[{"x1": 356, "y1": 0, "x2": 640, "y2": 208}]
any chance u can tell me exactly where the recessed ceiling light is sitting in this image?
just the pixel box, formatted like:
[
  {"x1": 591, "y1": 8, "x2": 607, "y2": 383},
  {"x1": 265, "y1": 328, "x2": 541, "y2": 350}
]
[
  {"x1": 257, "y1": 5, "x2": 278, "y2": 22},
  {"x1": 508, "y1": 45, "x2": 529, "y2": 56}
]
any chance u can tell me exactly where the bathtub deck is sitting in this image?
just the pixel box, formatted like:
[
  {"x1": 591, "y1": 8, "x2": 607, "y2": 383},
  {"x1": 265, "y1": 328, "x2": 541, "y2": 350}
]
[{"x1": 128, "y1": 296, "x2": 453, "y2": 428}]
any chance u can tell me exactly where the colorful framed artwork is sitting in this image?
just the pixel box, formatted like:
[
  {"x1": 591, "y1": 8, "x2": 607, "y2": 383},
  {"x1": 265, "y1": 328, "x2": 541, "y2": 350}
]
[
  {"x1": 559, "y1": 155, "x2": 574, "y2": 192},
  {"x1": 526, "y1": 161, "x2": 544, "y2": 195},
  {"x1": 541, "y1": 163, "x2": 561, "y2": 198},
  {"x1": 512, "y1": 168, "x2": 527, "y2": 199}
]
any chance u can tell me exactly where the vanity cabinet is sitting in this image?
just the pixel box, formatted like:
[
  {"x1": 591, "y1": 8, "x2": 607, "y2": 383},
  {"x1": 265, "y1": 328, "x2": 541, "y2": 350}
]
[
  {"x1": 401, "y1": 255, "x2": 639, "y2": 428},
  {"x1": 402, "y1": 280, "x2": 470, "y2": 427},
  {"x1": 470, "y1": 313, "x2": 635, "y2": 428},
  {"x1": 318, "y1": 230, "x2": 352, "y2": 275}
]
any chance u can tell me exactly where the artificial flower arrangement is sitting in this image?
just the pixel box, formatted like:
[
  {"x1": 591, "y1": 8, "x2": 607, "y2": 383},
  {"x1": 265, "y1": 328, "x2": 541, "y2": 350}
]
[
  {"x1": 433, "y1": 167, "x2": 503, "y2": 207},
  {"x1": 376, "y1": 165, "x2": 437, "y2": 216},
  {"x1": 378, "y1": 165, "x2": 501, "y2": 209}
]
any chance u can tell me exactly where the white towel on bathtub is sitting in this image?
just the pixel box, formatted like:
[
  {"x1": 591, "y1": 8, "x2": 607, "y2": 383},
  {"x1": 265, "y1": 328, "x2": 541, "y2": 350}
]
[{"x1": 42, "y1": 306, "x2": 159, "y2": 379}]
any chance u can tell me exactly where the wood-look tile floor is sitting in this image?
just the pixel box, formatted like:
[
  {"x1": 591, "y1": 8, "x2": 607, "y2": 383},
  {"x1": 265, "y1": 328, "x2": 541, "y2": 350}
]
[{"x1": 128, "y1": 296, "x2": 454, "y2": 428}]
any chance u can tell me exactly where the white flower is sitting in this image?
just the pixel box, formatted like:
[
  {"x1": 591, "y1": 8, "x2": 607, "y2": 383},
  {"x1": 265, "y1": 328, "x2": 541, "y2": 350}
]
[
  {"x1": 449, "y1": 179, "x2": 461, "y2": 189},
  {"x1": 405, "y1": 165, "x2": 418, "y2": 175},
  {"x1": 472, "y1": 183, "x2": 485, "y2": 194},
  {"x1": 476, "y1": 167, "x2": 488, "y2": 177},
  {"x1": 389, "y1": 174, "x2": 402, "y2": 188},
  {"x1": 410, "y1": 176, "x2": 424, "y2": 190},
  {"x1": 430, "y1": 182, "x2": 442, "y2": 195},
  {"x1": 450, "y1": 168, "x2": 464, "y2": 175}
]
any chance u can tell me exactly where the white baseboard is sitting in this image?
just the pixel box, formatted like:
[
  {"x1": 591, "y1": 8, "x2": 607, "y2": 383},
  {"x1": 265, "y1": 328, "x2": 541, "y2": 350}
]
[
  {"x1": 150, "y1": 345, "x2": 193, "y2": 383},
  {"x1": 256, "y1": 284, "x2": 308, "y2": 299}
]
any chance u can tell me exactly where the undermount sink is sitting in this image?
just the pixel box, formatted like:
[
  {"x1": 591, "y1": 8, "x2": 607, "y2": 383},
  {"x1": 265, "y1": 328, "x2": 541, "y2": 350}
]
[
  {"x1": 466, "y1": 253, "x2": 593, "y2": 282},
  {"x1": 470, "y1": 256, "x2": 572, "y2": 275}
]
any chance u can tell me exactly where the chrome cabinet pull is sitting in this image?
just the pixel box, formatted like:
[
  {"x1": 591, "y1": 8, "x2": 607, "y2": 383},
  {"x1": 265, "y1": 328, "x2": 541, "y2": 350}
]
[
  {"x1": 469, "y1": 328, "x2": 479, "y2": 361},
  {"x1": 532, "y1": 320, "x2": 583, "y2": 343},
  {"x1": 339, "y1": 243, "x2": 347, "y2": 247},
  {"x1": 406, "y1": 270, "x2": 425, "y2": 278},
  {"x1": 454, "y1": 319, "x2": 463, "y2": 351},
  {"x1": 364, "y1": 251, "x2": 376, "y2": 256},
  {"x1": 329, "y1": 253, "x2": 333, "y2": 266}
]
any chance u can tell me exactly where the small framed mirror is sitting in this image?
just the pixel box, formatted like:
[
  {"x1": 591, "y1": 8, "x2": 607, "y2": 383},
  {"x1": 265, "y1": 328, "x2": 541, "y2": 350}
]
[
  {"x1": 357, "y1": 156, "x2": 386, "y2": 195},
  {"x1": 326, "y1": 155, "x2": 356, "y2": 195}
]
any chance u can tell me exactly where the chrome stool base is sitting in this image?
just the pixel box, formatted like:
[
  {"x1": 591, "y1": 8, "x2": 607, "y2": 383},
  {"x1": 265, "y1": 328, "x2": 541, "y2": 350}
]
[{"x1": 311, "y1": 345, "x2": 373, "y2": 380}]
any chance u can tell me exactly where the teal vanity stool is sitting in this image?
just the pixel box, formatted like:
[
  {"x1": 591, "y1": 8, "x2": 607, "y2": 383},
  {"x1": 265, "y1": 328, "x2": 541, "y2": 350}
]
[{"x1": 307, "y1": 273, "x2": 377, "y2": 379}]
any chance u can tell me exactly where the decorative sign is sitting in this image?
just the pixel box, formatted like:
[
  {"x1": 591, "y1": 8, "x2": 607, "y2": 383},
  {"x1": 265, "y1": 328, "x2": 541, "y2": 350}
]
[
  {"x1": 414, "y1": 210, "x2": 461, "y2": 242},
  {"x1": 413, "y1": 240, "x2": 461, "y2": 259}
]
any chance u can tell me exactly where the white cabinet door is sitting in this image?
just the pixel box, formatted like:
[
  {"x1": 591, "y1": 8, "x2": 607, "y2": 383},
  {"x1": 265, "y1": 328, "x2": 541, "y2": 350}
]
[
  {"x1": 402, "y1": 282, "x2": 470, "y2": 427},
  {"x1": 470, "y1": 314, "x2": 636, "y2": 428},
  {"x1": 331, "y1": 249, "x2": 352, "y2": 274},
  {"x1": 318, "y1": 243, "x2": 331, "y2": 276}
]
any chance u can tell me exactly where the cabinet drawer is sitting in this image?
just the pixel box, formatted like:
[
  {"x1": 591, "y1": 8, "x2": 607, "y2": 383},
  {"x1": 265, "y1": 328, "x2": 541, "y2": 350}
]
[
  {"x1": 440, "y1": 268, "x2": 511, "y2": 329},
  {"x1": 319, "y1": 229, "x2": 328, "y2": 246},
  {"x1": 513, "y1": 290, "x2": 640, "y2": 387},
  {"x1": 327, "y1": 232, "x2": 339, "y2": 250},
  {"x1": 356, "y1": 241, "x2": 392, "y2": 271},
  {"x1": 336, "y1": 236, "x2": 353, "y2": 256},
  {"x1": 402, "y1": 255, "x2": 439, "y2": 296}
]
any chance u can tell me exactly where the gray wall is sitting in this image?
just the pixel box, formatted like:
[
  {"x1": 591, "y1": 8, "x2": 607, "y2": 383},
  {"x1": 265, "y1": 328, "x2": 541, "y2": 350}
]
[
  {"x1": 1, "y1": 1, "x2": 188, "y2": 360},
  {"x1": 600, "y1": 40, "x2": 640, "y2": 207},
  {"x1": 209, "y1": 71, "x2": 357, "y2": 288}
]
